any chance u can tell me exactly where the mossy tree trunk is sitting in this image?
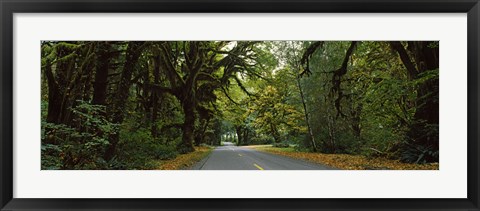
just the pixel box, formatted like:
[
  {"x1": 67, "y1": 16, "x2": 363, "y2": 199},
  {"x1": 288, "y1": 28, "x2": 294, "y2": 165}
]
[{"x1": 104, "y1": 41, "x2": 146, "y2": 161}]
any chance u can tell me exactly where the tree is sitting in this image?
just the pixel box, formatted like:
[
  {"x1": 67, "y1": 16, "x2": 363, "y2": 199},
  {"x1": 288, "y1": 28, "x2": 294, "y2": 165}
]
[
  {"x1": 281, "y1": 41, "x2": 318, "y2": 151},
  {"x1": 41, "y1": 41, "x2": 440, "y2": 170},
  {"x1": 301, "y1": 41, "x2": 438, "y2": 162},
  {"x1": 104, "y1": 41, "x2": 147, "y2": 161},
  {"x1": 149, "y1": 41, "x2": 267, "y2": 153},
  {"x1": 390, "y1": 41, "x2": 439, "y2": 162},
  {"x1": 248, "y1": 85, "x2": 305, "y2": 143}
]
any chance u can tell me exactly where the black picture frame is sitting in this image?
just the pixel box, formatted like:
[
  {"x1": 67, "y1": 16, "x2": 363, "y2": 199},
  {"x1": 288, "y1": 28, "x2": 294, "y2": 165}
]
[{"x1": 1, "y1": 0, "x2": 479, "y2": 210}]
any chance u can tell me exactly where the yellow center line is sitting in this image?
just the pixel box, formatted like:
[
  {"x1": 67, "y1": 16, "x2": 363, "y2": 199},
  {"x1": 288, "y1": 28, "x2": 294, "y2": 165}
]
[
  {"x1": 238, "y1": 154, "x2": 243, "y2": 156},
  {"x1": 253, "y1": 163, "x2": 264, "y2": 170}
]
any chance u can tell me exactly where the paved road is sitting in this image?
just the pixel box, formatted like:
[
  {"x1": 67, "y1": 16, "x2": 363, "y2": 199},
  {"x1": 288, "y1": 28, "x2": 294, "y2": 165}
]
[{"x1": 191, "y1": 142, "x2": 334, "y2": 170}]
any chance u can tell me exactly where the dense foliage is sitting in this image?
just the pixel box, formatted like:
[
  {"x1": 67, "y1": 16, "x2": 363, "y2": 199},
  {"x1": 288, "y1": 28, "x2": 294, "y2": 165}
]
[{"x1": 41, "y1": 41, "x2": 439, "y2": 169}]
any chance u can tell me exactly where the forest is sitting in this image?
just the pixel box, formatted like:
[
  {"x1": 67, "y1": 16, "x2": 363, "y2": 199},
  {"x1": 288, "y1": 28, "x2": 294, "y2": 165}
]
[{"x1": 41, "y1": 41, "x2": 439, "y2": 170}]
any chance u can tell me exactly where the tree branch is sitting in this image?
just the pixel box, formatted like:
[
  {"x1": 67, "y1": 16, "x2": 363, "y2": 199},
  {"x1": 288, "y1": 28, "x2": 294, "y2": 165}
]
[
  {"x1": 389, "y1": 41, "x2": 419, "y2": 79},
  {"x1": 221, "y1": 86, "x2": 241, "y2": 106},
  {"x1": 233, "y1": 76, "x2": 254, "y2": 96},
  {"x1": 147, "y1": 84, "x2": 177, "y2": 97},
  {"x1": 331, "y1": 41, "x2": 358, "y2": 118},
  {"x1": 300, "y1": 41, "x2": 324, "y2": 77}
]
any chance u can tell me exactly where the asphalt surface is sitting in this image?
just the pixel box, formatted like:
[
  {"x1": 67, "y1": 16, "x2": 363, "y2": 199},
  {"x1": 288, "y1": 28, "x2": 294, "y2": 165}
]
[{"x1": 191, "y1": 142, "x2": 335, "y2": 170}]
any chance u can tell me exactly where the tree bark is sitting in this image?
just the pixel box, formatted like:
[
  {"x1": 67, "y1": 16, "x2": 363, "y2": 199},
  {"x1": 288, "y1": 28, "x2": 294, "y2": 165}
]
[
  {"x1": 151, "y1": 55, "x2": 161, "y2": 138},
  {"x1": 45, "y1": 59, "x2": 62, "y2": 124},
  {"x1": 92, "y1": 42, "x2": 110, "y2": 105},
  {"x1": 212, "y1": 119, "x2": 222, "y2": 146},
  {"x1": 331, "y1": 41, "x2": 357, "y2": 117},
  {"x1": 351, "y1": 104, "x2": 362, "y2": 144},
  {"x1": 47, "y1": 43, "x2": 76, "y2": 125},
  {"x1": 390, "y1": 41, "x2": 439, "y2": 162},
  {"x1": 408, "y1": 41, "x2": 439, "y2": 151},
  {"x1": 236, "y1": 126, "x2": 244, "y2": 146},
  {"x1": 389, "y1": 41, "x2": 419, "y2": 79},
  {"x1": 291, "y1": 41, "x2": 317, "y2": 152},
  {"x1": 178, "y1": 96, "x2": 196, "y2": 153},
  {"x1": 195, "y1": 118, "x2": 210, "y2": 146},
  {"x1": 327, "y1": 115, "x2": 337, "y2": 153},
  {"x1": 243, "y1": 129, "x2": 250, "y2": 145},
  {"x1": 270, "y1": 124, "x2": 280, "y2": 143},
  {"x1": 104, "y1": 41, "x2": 145, "y2": 161},
  {"x1": 296, "y1": 76, "x2": 317, "y2": 152}
]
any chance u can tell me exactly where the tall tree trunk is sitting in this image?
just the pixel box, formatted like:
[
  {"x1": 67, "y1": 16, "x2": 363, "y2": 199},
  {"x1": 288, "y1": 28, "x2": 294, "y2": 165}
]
[
  {"x1": 194, "y1": 130, "x2": 201, "y2": 146},
  {"x1": 47, "y1": 44, "x2": 76, "y2": 125},
  {"x1": 45, "y1": 59, "x2": 62, "y2": 124},
  {"x1": 408, "y1": 41, "x2": 439, "y2": 152},
  {"x1": 296, "y1": 76, "x2": 317, "y2": 152},
  {"x1": 327, "y1": 116, "x2": 337, "y2": 153},
  {"x1": 44, "y1": 59, "x2": 62, "y2": 145},
  {"x1": 290, "y1": 42, "x2": 318, "y2": 152},
  {"x1": 104, "y1": 41, "x2": 145, "y2": 161},
  {"x1": 176, "y1": 41, "x2": 204, "y2": 153},
  {"x1": 178, "y1": 96, "x2": 196, "y2": 153},
  {"x1": 151, "y1": 55, "x2": 161, "y2": 138},
  {"x1": 212, "y1": 119, "x2": 222, "y2": 146},
  {"x1": 270, "y1": 124, "x2": 280, "y2": 143},
  {"x1": 243, "y1": 129, "x2": 250, "y2": 145},
  {"x1": 351, "y1": 104, "x2": 362, "y2": 145},
  {"x1": 92, "y1": 42, "x2": 110, "y2": 105},
  {"x1": 390, "y1": 41, "x2": 439, "y2": 162},
  {"x1": 69, "y1": 44, "x2": 96, "y2": 122},
  {"x1": 236, "y1": 126, "x2": 244, "y2": 146},
  {"x1": 57, "y1": 45, "x2": 79, "y2": 126},
  {"x1": 195, "y1": 118, "x2": 210, "y2": 146}
]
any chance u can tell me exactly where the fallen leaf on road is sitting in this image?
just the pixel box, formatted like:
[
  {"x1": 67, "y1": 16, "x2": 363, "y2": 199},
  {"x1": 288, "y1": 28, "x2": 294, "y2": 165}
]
[
  {"x1": 156, "y1": 147, "x2": 213, "y2": 170},
  {"x1": 254, "y1": 147, "x2": 439, "y2": 170}
]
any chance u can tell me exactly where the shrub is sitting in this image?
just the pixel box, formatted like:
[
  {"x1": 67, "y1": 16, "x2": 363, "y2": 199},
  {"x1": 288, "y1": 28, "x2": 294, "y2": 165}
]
[
  {"x1": 273, "y1": 142, "x2": 290, "y2": 148},
  {"x1": 154, "y1": 145, "x2": 178, "y2": 160},
  {"x1": 41, "y1": 101, "x2": 118, "y2": 170},
  {"x1": 116, "y1": 128, "x2": 158, "y2": 169},
  {"x1": 397, "y1": 144, "x2": 439, "y2": 164}
]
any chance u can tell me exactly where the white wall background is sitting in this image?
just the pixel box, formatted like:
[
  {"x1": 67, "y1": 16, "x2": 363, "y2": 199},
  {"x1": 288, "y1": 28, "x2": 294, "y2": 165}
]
[{"x1": 13, "y1": 13, "x2": 467, "y2": 198}]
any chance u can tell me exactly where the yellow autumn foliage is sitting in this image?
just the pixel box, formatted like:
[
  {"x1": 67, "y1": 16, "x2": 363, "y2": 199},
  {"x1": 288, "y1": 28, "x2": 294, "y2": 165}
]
[
  {"x1": 156, "y1": 147, "x2": 213, "y2": 170},
  {"x1": 254, "y1": 146, "x2": 439, "y2": 170}
]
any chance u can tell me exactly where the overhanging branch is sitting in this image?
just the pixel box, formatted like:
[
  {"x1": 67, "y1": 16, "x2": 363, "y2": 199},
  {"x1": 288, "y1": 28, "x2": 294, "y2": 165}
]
[
  {"x1": 300, "y1": 41, "x2": 324, "y2": 77},
  {"x1": 331, "y1": 41, "x2": 358, "y2": 118}
]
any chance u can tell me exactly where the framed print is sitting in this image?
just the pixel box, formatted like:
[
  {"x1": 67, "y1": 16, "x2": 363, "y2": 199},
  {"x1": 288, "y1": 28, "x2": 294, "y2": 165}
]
[{"x1": 1, "y1": 0, "x2": 479, "y2": 210}]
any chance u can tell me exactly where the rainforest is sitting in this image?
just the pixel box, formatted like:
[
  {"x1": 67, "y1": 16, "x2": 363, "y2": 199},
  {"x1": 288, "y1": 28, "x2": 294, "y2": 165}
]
[{"x1": 41, "y1": 41, "x2": 439, "y2": 170}]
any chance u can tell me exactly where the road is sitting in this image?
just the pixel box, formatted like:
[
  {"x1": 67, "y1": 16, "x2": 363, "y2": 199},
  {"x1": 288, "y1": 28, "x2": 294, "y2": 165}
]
[{"x1": 191, "y1": 142, "x2": 335, "y2": 170}]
